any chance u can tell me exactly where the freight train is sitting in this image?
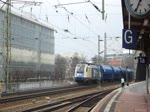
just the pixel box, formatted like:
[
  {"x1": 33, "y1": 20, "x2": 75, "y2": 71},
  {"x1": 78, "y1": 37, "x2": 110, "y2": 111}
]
[{"x1": 74, "y1": 63, "x2": 133, "y2": 84}]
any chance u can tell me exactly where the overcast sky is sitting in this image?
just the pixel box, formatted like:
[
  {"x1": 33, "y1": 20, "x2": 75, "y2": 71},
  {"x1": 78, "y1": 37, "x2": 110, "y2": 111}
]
[{"x1": 9, "y1": 0, "x2": 129, "y2": 59}]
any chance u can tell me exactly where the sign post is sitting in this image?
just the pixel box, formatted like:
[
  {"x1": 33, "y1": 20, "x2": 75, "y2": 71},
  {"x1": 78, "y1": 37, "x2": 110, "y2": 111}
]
[
  {"x1": 135, "y1": 53, "x2": 149, "y2": 94},
  {"x1": 0, "y1": 83, "x2": 2, "y2": 98}
]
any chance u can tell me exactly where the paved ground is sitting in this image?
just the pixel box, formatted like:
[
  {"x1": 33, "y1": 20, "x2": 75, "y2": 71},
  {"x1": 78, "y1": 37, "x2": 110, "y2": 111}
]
[{"x1": 91, "y1": 80, "x2": 150, "y2": 112}]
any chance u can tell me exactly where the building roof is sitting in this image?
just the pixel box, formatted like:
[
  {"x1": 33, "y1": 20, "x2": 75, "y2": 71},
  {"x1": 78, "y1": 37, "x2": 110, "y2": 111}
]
[{"x1": 0, "y1": 6, "x2": 55, "y2": 31}]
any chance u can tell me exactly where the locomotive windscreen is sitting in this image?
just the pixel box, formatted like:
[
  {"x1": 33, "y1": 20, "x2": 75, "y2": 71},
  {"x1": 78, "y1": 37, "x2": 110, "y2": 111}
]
[{"x1": 76, "y1": 64, "x2": 85, "y2": 73}]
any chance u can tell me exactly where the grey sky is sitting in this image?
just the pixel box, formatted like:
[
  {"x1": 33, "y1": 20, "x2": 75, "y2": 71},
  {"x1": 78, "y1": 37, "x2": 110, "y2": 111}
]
[{"x1": 9, "y1": 0, "x2": 128, "y2": 59}]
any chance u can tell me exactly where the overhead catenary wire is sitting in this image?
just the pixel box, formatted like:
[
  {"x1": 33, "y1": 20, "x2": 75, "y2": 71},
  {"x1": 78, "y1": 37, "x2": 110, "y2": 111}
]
[
  {"x1": 26, "y1": 0, "x2": 78, "y2": 38},
  {"x1": 44, "y1": 0, "x2": 119, "y2": 40},
  {"x1": 53, "y1": 0, "x2": 100, "y2": 37},
  {"x1": 89, "y1": 0, "x2": 102, "y2": 13},
  {"x1": 93, "y1": 2, "x2": 121, "y2": 7},
  {"x1": 0, "y1": 0, "x2": 11, "y2": 5},
  {"x1": 10, "y1": 0, "x2": 121, "y2": 39},
  {"x1": 50, "y1": 9, "x2": 101, "y2": 57},
  {"x1": 6, "y1": 0, "x2": 123, "y2": 59},
  {"x1": 55, "y1": 35, "x2": 98, "y2": 55},
  {"x1": 61, "y1": 7, "x2": 99, "y2": 37},
  {"x1": 55, "y1": 41, "x2": 97, "y2": 57},
  {"x1": 54, "y1": 1, "x2": 121, "y2": 56},
  {"x1": 54, "y1": 0, "x2": 90, "y2": 7}
]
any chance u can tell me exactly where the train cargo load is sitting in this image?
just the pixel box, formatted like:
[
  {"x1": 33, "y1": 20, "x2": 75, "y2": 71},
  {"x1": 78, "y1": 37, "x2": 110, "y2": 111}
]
[{"x1": 98, "y1": 65, "x2": 113, "y2": 82}]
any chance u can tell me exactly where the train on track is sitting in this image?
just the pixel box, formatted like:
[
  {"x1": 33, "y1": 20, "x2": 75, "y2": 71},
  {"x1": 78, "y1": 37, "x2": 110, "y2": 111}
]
[{"x1": 74, "y1": 63, "x2": 133, "y2": 84}]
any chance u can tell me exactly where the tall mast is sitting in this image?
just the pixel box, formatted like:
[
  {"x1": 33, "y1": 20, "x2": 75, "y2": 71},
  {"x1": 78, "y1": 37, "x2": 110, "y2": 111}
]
[{"x1": 5, "y1": 0, "x2": 11, "y2": 93}]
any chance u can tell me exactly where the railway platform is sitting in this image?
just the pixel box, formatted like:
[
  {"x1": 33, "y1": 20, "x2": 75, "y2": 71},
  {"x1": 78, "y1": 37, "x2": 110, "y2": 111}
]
[{"x1": 91, "y1": 81, "x2": 150, "y2": 112}]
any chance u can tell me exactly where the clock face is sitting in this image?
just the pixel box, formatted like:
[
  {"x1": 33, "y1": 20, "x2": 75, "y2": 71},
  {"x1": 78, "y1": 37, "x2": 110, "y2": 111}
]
[{"x1": 125, "y1": 0, "x2": 150, "y2": 19}]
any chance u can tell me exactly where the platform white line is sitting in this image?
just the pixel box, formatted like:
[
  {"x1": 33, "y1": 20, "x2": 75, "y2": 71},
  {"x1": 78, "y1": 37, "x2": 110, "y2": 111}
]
[{"x1": 104, "y1": 90, "x2": 121, "y2": 112}]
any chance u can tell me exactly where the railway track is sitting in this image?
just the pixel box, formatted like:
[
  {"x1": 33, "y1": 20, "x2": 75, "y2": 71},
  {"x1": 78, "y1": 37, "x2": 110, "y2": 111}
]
[
  {"x1": 0, "y1": 82, "x2": 121, "y2": 112},
  {"x1": 1, "y1": 84, "x2": 78, "y2": 97},
  {"x1": 0, "y1": 85, "x2": 97, "y2": 104},
  {"x1": 21, "y1": 88, "x2": 116, "y2": 112}
]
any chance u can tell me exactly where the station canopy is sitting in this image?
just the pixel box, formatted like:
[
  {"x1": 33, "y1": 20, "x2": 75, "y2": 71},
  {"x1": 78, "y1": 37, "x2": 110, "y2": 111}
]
[{"x1": 121, "y1": 1, "x2": 150, "y2": 57}]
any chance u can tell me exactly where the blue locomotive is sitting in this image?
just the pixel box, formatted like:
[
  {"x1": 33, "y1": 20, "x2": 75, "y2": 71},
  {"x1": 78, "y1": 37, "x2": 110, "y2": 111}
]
[{"x1": 74, "y1": 63, "x2": 133, "y2": 84}]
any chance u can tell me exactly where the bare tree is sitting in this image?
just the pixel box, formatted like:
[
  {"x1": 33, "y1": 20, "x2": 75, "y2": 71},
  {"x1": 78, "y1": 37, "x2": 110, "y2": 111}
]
[
  {"x1": 91, "y1": 55, "x2": 103, "y2": 64},
  {"x1": 80, "y1": 55, "x2": 87, "y2": 63},
  {"x1": 65, "y1": 53, "x2": 87, "y2": 79},
  {"x1": 55, "y1": 53, "x2": 88, "y2": 80},
  {"x1": 123, "y1": 56, "x2": 134, "y2": 69},
  {"x1": 91, "y1": 55, "x2": 98, "y2": 64},
  {"x1": 55, "y1": 54, "x2": 67, "y2": 80},
  {"x1": 70, "y1": 53, "x2": 81, "y2": 77}
]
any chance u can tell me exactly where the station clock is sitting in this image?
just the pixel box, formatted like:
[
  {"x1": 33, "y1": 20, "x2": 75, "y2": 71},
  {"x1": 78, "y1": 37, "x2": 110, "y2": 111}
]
[{"x1": 125, "y1": 0, "x2": 150, "y2": 19}]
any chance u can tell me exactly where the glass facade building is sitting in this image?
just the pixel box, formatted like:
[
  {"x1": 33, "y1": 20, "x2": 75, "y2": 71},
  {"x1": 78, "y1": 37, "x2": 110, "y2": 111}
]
[{"x1": 0, "y1": 9, "x2": 55, "y2": 82}]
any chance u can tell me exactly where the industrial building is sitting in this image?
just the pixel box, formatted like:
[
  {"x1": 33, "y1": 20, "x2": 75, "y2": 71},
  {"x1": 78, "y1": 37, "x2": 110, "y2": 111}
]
[
  {"x1": 106, "y1": 53, "x2": 134, "y2": 68},
  {"x1": 0, "y1": 9, "x2": 55, "y2": 82}
]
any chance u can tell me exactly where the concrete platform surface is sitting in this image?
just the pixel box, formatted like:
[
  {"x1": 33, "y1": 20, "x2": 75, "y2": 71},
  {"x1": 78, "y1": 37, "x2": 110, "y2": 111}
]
[{"x1": 91, "y1": 81, "x2": 150, "y2": 112}]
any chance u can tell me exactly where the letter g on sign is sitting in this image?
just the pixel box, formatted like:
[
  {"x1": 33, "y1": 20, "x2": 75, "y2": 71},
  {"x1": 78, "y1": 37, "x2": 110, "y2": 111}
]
[
  {"x1": 124, "y1": 30, "x2": 133, "y2": 44},
  {"x1": 122, "y1": 29, "x2": 137, "y2": 49}
]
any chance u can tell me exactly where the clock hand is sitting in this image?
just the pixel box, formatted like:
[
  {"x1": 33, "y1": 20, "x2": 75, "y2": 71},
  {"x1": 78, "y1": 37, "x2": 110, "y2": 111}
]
[{"x1": 135, "y1": 0, "x2": 142, "y2": 12}]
